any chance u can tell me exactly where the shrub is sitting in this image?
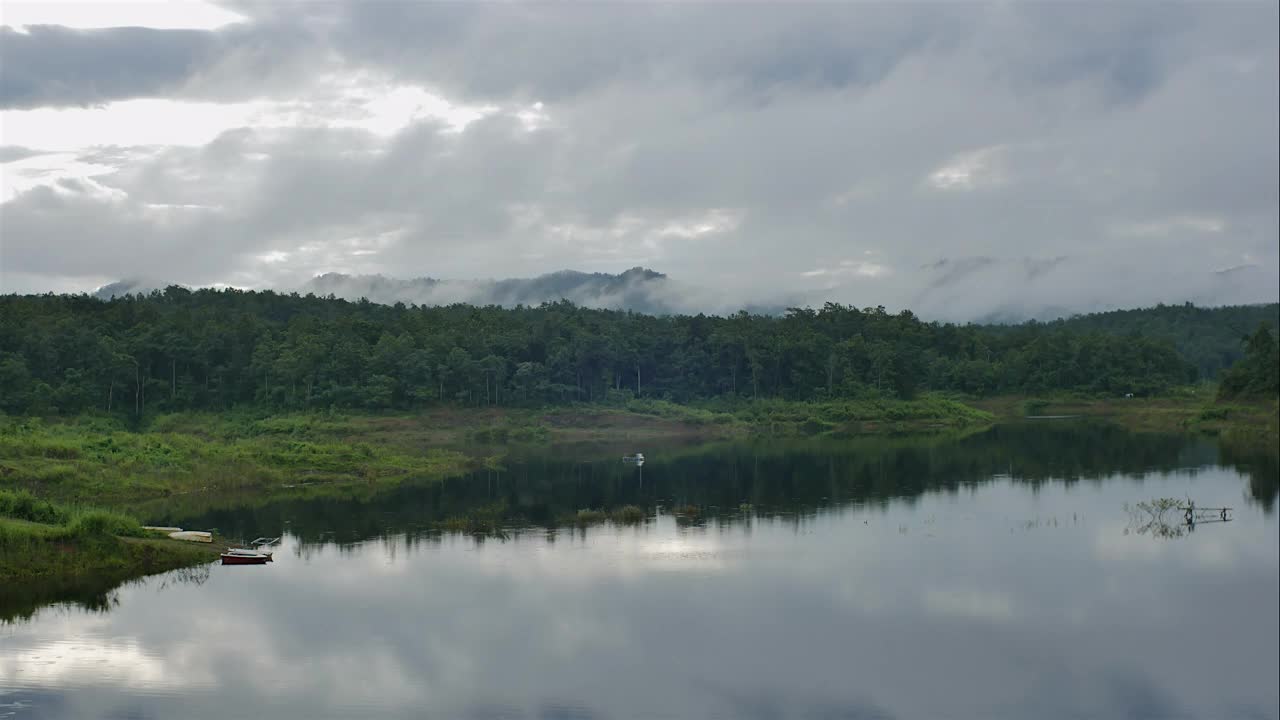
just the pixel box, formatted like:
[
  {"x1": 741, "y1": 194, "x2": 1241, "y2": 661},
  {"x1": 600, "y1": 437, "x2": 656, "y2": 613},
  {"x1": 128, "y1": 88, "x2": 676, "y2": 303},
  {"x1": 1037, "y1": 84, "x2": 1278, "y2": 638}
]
[
  {"x1": 1198, "y1": 406, "x2": 1231, "y2": 421},
  {"x1": 0, "y1": 489, "x2": 69, "y2": 524},
  {"x1": 612, "y1": 505, "x2": 646, "y2": 524},
  {"x1": 799, "y1": 418, "x2": 835, "y2": 435},
  {"x1": 1022, "y1": 399, "x2": 1050, "y2": 416},
  {"x1": 67, "y1": 510, "x2": 143, "y2": 538},
  {"x1": 574, "y1": 509, "x2": 607, "y2": 525}
]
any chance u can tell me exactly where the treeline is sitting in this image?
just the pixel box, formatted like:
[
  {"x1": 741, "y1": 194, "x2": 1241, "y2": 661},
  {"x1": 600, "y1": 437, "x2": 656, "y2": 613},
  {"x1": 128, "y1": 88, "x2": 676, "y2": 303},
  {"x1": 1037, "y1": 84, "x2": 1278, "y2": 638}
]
[
  {"x1": 1218, "y1": 324, "x2": 1280, "y2": 400},
  {"x1": 1022, "y1": 302, "x2": 1279, "y2": 379},
  {"x1": 0, "y1": 288, "x2": 1228, "y2": 416}
]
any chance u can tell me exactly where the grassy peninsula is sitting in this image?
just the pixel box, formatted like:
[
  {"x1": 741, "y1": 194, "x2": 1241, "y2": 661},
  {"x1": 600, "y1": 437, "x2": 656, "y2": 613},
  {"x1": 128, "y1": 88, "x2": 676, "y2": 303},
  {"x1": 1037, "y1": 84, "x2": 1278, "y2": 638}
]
[{"x1": 0, "y1": 490, "x2": 224, "y2": 619}]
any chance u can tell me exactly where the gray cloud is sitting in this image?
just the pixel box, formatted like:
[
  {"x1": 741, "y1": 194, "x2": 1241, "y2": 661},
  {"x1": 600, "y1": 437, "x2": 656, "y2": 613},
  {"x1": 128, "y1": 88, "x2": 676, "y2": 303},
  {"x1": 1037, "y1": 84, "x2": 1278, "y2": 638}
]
[
  {"x1": 1, "y1": 2, "x2": 1276, "y2": 319},
  {"x1": 1, "y1": 25, "x2": 216, "y2": 108},
  {"x1": 0, "y1": 145, "x2": 47, "y2": 162},
  {"x1": 0, "y1": 22, "x2": 323, "y2": 108}
]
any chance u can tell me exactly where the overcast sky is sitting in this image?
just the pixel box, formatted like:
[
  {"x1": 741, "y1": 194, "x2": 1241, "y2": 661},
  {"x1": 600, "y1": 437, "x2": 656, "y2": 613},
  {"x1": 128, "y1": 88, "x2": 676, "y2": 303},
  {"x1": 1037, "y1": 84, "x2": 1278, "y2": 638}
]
[{"x1": 1, "y1": 1, "x2": 1277, "y2": 319}]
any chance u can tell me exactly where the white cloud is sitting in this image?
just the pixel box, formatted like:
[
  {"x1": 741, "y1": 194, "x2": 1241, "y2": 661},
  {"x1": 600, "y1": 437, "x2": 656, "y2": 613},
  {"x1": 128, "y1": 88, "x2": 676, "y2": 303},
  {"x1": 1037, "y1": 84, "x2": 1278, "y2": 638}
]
[
  {"x1": 927, "y1": 145, "x2": 1007, "y2": 191},
  {"x1": 0, "y1": 0, "x2": 244, "y2": 31},
  {"x1": 1109, "y1": 215, "x2": 1227, "y2": 238},
  {"x1": 0, "y1": 151, "x2": 116, "y2": 201},
  {"x1": 802, "y1": 260, "x2": 891, "y2": 280},
  {"x1": 0, "y1": 77, "x2": 494, "y2": 152},
  {"x1": 1, "y1": 99, "x2": 270, "y2": 149}
]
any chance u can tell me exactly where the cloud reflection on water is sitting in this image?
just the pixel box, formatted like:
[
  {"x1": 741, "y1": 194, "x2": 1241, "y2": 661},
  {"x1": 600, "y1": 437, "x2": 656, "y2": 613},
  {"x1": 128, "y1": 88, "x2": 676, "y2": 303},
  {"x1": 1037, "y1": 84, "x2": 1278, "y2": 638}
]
[{"x1": 1, "y1": 467, "x2": 1275, "y2": 719}]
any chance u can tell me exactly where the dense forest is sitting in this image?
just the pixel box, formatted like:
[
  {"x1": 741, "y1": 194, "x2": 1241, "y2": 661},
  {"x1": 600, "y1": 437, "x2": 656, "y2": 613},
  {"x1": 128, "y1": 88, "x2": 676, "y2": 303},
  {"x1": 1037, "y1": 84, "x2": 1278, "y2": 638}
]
[
  {"x1": 0, "y1": 289, "x2": 1274, "y2": 417},
  {"x1": 1023, "y1": 302, "x2": 1280, "y2": 379},
  {"x1": 1218, "y1": 324, "x2": 1280, "y2": 400}
]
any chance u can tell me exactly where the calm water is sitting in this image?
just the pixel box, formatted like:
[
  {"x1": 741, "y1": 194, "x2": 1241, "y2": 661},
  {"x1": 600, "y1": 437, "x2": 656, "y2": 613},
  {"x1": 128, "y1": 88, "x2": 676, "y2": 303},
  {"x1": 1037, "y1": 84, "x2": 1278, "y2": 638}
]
[{"x1": 2, "y1": 423, "x2": 1277, "y2": 719}]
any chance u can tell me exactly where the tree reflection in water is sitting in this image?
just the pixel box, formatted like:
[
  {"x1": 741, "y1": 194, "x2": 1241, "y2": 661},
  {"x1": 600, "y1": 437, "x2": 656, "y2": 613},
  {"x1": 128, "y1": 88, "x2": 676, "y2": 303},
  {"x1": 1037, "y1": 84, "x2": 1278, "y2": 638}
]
[{"x1": 141, "y1": 421, "x2": 1276, "y2": 550}]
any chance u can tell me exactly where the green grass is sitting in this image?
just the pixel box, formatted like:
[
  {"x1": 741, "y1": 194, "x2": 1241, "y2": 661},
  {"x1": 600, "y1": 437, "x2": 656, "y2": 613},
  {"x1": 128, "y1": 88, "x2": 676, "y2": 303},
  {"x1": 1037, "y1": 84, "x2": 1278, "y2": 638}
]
[
  {"x1": 0, "y1": 489, "x2": 216, "y2": 614},
  {"x1": 622, "y1": 399, "x2": 738, "y2": 426},
  {"x1": 0, "y1": 489, "x2": 144, "y2": 539},
  {"x1": 0, "y1": 399, "x2": 997, "y2": 508},
  {"x1": 7, "y1": 393, "x2": 1264, "y2": 518},
  {"x1": 971, "y1": 390, "x2": 1278, "y2": 441},
  {"x1": 0, "y1": 414, "x2": 477, "y2": 505},
  {"x1": 613, "y1": 394, "x2": 992, "y2": 436},
  {"x1": 0, "y1": 488, "x2": 67, "y2": 525},
  {"x1": 713, "y1": 395, "x2": 993, "y2": 434}
]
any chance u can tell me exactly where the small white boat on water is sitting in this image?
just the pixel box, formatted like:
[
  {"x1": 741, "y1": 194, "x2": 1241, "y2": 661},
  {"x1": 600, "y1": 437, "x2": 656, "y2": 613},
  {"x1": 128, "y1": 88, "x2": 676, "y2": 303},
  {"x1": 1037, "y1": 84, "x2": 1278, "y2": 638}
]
[
  {"x1": 622, "y1": 452, "x2": 645, "y2": 464},
  {"x1": 221, "y1": 548, "x2": 273, "y2": 565}
]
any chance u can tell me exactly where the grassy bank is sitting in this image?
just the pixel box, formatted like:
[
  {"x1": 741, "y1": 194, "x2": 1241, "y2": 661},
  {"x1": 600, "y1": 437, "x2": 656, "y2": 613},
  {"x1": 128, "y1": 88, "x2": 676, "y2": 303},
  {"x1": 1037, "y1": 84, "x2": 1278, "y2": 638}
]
[
  {"x1": 536, "y1": 395, "x2": 993, "y2": 440},
  {"x1": 6, "y1": 392, "x2": 1274, "y2": 512},
  {"x1": 0, "y1": 413, "x2": 479, "y2": 506},
  {"x1": 972, "y1": 391, "x2": 1279, "y2": 441},
  {"x1": 690, "y1": 395, "x2": 993, "y2": 435},
  {"x1": 1, "y1": 490, "x2": 220, "y2": 620},
  {"x1": 0, "y1": 397, "x2": 991, "y2": 506}
]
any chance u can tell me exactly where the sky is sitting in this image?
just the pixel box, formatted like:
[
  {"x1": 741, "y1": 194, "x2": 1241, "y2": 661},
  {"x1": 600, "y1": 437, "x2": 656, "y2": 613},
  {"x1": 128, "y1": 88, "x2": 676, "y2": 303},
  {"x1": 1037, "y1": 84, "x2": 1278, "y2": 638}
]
[{"x1": 1, "y1": 1, "x2": 1277, "y2": 320}]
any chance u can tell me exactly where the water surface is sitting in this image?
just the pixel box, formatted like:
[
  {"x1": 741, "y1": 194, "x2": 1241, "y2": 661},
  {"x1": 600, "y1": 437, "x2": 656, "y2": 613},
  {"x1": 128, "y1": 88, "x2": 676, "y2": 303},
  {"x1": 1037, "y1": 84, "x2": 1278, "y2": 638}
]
[{"x1": 2, "y1": 424, "x2": 1277, "y2": 719}]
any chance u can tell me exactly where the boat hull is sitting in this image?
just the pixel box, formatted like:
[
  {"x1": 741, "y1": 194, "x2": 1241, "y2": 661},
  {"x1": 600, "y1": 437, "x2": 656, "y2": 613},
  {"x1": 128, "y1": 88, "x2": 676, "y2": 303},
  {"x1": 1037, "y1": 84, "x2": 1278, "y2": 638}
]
[{"x1": 221, "y1": 553, "x2": 271, "y2": 565}]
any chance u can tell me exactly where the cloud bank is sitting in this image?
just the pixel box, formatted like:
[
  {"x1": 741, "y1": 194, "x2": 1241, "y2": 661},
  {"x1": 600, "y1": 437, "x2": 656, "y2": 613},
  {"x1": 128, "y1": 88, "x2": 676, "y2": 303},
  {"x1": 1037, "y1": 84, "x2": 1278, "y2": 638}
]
[{"x1": 2, "y1": 2, "x2": 1277, "y2": 320}]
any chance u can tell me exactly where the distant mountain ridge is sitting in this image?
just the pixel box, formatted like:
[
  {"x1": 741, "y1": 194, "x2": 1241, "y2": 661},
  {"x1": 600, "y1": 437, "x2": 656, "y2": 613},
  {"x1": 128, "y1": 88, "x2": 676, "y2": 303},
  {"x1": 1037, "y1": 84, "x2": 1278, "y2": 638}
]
[
  {"x1": 301, "y1": 267, "x2": 677, "y2": 313},
  {"x1": 91, "y1": 262, "x2": 1277, "y2": 323},
  {"x1": 94, "y1": 268, "x2": 790, "y2": 316}
]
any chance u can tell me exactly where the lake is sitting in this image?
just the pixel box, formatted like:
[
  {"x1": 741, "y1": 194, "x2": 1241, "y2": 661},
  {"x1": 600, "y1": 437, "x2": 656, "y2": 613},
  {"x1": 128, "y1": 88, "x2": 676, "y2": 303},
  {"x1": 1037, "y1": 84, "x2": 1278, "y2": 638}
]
[{"x1": 2, "y1": 422, "x2": 1277, "y2": 719}]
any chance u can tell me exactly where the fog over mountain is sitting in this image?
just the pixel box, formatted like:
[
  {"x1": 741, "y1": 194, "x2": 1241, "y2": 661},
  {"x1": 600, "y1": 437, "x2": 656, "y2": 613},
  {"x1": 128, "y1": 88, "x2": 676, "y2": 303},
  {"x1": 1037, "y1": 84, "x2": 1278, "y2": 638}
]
[{"x1": 92, "y1": 258, "x2": 1276, "y2": 323}]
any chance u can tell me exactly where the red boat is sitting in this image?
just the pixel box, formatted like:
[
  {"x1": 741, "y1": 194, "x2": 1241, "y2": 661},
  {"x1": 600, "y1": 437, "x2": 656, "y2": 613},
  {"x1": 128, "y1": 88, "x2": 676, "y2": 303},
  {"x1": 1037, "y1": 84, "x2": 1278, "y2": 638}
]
[{"x1": 220, "y1": 548, "x2": 273, "y2": 565}]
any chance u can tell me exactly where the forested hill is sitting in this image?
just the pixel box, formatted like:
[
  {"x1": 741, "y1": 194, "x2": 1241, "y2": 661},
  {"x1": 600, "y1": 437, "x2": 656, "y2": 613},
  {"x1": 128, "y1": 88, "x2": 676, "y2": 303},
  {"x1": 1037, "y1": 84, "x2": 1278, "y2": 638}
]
[
  {"x1": 0, "y1": 289, "x2": 1271, "y2": 417},
  {"x1": 990, "y1": 302, "x2": 1278, "y2": 380}
]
